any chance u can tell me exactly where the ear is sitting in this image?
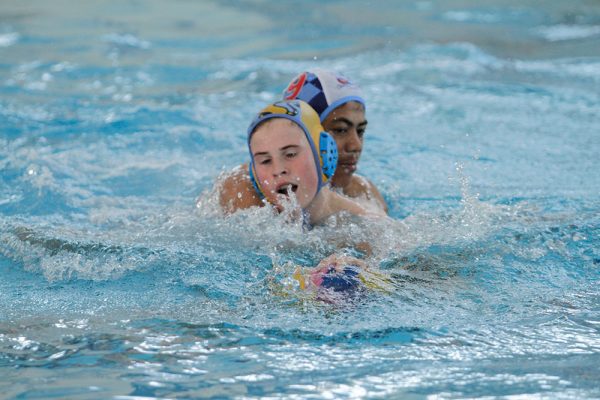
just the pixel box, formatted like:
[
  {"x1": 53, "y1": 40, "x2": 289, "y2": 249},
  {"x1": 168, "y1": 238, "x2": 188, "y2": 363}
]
[{"x1": 319, "y1": 131, "x2": 338, "y2": 181}]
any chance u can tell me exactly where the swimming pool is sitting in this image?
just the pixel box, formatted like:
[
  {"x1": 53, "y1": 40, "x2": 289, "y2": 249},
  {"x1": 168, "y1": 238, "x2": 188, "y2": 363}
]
[{"x1": 1, "y1": 1, "x2": 599, "y2": 398}]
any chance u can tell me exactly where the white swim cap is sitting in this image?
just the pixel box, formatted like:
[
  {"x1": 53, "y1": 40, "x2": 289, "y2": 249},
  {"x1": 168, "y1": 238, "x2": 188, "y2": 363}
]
[{"x1": 282, "y1": 68, "x2": 365, "y2": 122}]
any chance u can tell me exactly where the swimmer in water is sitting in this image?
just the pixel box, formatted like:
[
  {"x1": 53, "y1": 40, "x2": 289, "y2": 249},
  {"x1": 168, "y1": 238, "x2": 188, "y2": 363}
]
[
  {"x1": 282, "y1": 69, "x2": 388, "y2": 213},
  {"x1": 215, "y1": 99, "x2": 383, "y2": 226},
  {"x1": 207, "y1": 99, "x2": 387, "y2": 298}
]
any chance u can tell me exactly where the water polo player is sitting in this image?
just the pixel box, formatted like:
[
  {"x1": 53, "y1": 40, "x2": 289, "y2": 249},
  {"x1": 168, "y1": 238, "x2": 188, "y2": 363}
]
[
  {"x1": 283, "y1": 69, "x2": 387, "y2": 213},
  {"x1": 215, "y1": 99, "x2": 383, "y2": 225}
]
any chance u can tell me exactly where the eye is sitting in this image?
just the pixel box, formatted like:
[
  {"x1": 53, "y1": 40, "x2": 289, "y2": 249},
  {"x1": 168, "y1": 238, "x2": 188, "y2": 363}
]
[
  {"x1": 257, "y1": 158, "x2": 271, "y2": 165},
  {"x1": 285, "y1": 151, "x2": 298, "y2": 159},
  {"x1": 357, "y1": 127, "x2": 366, "y2": 139},
  {"x1": 330, "y1": 127, "x2": 348, "y2": 136}
]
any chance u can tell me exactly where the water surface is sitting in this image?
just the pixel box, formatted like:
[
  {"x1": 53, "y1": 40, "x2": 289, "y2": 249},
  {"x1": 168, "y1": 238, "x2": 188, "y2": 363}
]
[{"x1": 1, "y1": 1, "x2": 600, "y2": 398}]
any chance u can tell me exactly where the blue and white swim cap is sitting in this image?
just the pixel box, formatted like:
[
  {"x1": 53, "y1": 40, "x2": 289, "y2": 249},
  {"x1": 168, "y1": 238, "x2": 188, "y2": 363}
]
[
  {"x1": 283, "y1": 69, "x2": 365, "y2": 122},
  {"x1": 247, "y1": 99, "x2": 338, "y2": 199}
]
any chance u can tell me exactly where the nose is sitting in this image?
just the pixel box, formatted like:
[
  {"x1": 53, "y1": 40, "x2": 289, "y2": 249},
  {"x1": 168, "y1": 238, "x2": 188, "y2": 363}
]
[
  {"x1": 344, "y1": 128, "x2": 363, "y2": 154},
  {"x1": 271, "y1": 159, "x2": 288, "y2": 177}
]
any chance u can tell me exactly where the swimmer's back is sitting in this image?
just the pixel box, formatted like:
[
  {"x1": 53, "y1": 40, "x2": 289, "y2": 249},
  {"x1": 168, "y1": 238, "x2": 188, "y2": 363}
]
[{"x1": 218, "y1": 164, "x2": 263, "y2": 213}]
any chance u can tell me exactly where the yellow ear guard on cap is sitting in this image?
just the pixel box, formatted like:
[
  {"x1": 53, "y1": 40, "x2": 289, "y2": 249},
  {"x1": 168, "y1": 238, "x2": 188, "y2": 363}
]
[{"x1": 247, "y1": 100, "x2": 338, "y2": 200}]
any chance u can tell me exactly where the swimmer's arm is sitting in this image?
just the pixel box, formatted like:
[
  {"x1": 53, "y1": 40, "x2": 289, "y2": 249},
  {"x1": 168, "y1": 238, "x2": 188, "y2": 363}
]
[
  {"x1": 334, "y1": 194, "x2": 371, "y2": 216},
  {"x1": 308, "y1": 187, "x2": 385, "y2": 226},
  {"x1": 317, "y1": 190, "x2": 381, "y2": 255},
  {"x1": 334, "y1": 191, "x2": 386, "y2": 218},
  {"x1": 217, "y1": 164, "x2": 263, "y2": 213}
]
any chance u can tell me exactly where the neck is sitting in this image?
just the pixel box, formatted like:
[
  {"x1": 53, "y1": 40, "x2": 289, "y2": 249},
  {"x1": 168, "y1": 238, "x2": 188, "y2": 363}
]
[{"x1": 331, "y1": 174, "x2": 352, "y2": 192}]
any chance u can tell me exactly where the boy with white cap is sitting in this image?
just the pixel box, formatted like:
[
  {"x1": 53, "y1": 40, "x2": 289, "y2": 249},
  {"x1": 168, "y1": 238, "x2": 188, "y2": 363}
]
[{"x1": 283, "y1": 69, "x2": 388, "y2": 213}]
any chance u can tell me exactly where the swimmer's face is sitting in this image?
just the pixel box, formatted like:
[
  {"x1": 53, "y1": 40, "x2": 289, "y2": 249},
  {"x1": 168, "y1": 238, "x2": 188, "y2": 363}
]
[
  {"x1": 250, "y1": 118, "x2": 319, "y2": 211},
  {"x1": 322, "y1": 101, "x2": 367, "y2": 189}
]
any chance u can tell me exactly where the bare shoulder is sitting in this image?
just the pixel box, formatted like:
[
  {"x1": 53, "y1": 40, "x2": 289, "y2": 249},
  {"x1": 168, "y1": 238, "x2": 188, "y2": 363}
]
[
  {"x1": 346, "y1": 175, "x2": 388, "y2": 213},
  {"x1": 218, "y1": 164, "x2": 263, "y2": 213}
]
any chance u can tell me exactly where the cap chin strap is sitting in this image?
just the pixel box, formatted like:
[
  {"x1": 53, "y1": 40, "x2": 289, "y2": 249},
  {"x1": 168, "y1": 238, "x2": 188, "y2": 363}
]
[{"x1": 248, "y1": 162, "x2": 264, "y2": 199}]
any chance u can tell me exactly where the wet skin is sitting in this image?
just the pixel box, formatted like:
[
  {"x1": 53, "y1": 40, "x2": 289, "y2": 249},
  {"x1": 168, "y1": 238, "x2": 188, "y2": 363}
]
[
  {"x1": 250, "y1": 118, "x2": 319, "y2": 212},
  {"x1": 321, "y1": 101, "x2": 367, "y2": 190}
]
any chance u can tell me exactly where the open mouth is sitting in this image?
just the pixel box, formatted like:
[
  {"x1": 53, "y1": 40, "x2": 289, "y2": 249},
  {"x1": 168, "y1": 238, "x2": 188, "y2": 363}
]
[{"x1": 276, "y1": 183, "x2": 298, "y2": 195}]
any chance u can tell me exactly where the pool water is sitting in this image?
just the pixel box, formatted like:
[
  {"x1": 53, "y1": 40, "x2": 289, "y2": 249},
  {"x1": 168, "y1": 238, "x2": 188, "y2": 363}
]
[{"x1": 1, "y1": 1, "x2": 600, "y2": 398}]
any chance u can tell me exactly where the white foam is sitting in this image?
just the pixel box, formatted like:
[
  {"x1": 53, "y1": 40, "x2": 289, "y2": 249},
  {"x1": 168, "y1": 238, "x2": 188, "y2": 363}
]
[
  {"x1": 102, "y1": 33, "x2": 151, "y2": 49},
  {"x1": 533, "y1": 24, "x2": 600, "y2": 42},
  {"x1": 0, "y1": 32, "x2": 19, "y2": 47}
]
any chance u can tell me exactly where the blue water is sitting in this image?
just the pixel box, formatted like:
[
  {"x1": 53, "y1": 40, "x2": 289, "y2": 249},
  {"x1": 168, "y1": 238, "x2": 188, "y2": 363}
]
[{"x1": 1, "y1": 1, "x2": 600, "y2": 398}]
